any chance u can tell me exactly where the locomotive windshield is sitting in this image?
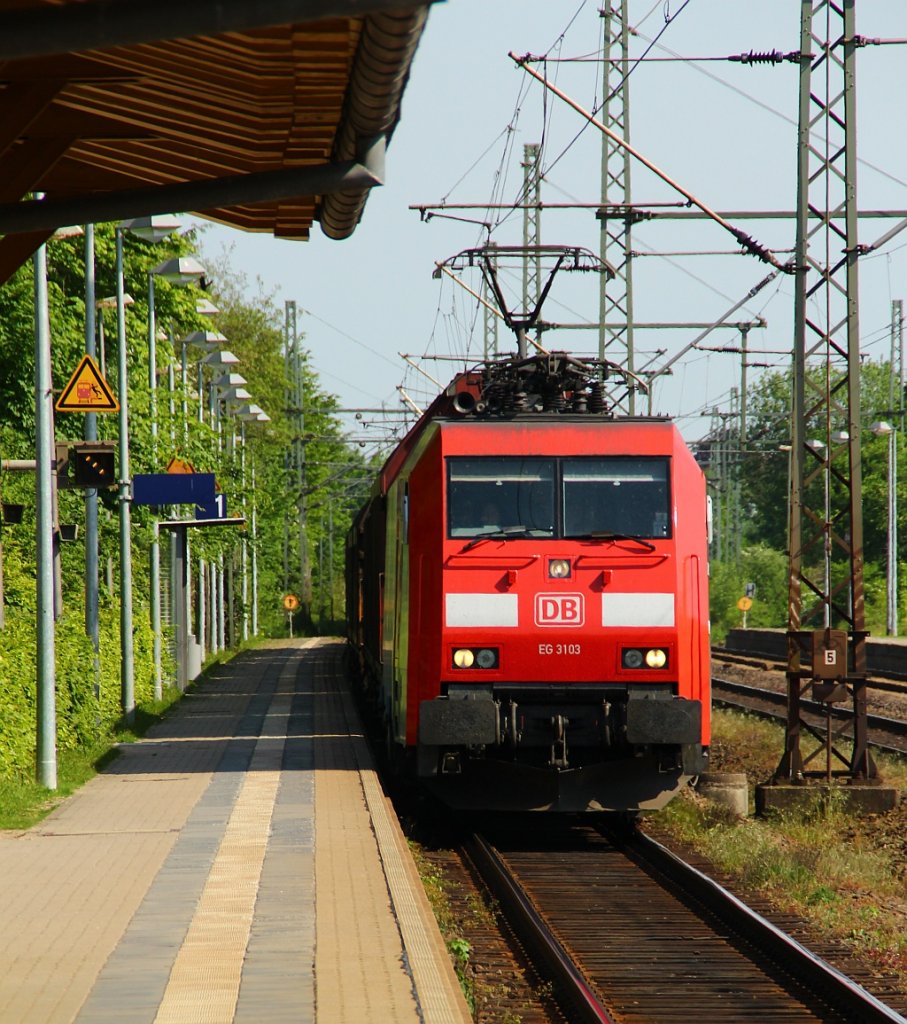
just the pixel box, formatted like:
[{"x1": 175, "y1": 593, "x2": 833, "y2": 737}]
[
  {"x1": 563, "y1": 457, "x2": 670, "y2": 539},
  {"x1": 447, "y1": 455, "x2": 671, "y2": 540},
  {"x1": 447, "y1": 458, "x2": 555, "y2": 538}
]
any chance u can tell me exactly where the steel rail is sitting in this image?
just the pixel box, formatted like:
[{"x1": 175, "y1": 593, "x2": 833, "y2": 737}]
[
  {"x1": 712, "y1": 676, "x2": 907, "y2": 756},
  {"x1": 464, "y1": 833, "x2": 617, "y2": 1024},
  {"x1": 471, "y1": 824, "x2": 906, "y2": 1023},
  {"x1": 713, "y1": 676, "x2": 907, "y2": 735},
  {"x1": 628, "y1": 830, "x2": 907, "y2": 1024},
  {"x1": 713, "y1": 646, "x2": 907, "y2": 689}
]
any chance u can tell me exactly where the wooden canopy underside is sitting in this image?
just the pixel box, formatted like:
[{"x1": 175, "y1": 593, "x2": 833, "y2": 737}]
[{"x1": 0, "y1": 0, "x2": 431, "y2": 281}]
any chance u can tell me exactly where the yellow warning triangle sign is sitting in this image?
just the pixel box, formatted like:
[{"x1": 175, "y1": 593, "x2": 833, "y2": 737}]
[{"x1": 56, "y1": 354, "x2": 119, "y2": 413}]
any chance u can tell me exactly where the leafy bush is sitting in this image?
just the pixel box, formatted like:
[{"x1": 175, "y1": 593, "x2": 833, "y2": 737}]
[{"x1": 709, "y1": 544, "x2": 788, "y2": 641}]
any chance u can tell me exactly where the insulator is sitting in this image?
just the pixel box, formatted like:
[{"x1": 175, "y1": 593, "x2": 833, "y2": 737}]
[
  {"x1": 541, "y1": 386, "x2": 562, "y2": 412},
  {"x1": 733, "y1": 49, "x2": 784, "y2": 65},
  {"x1": 482, "y1": 383, "x2": 503, "y2": 415},
  {"x1": 572, "y1": 394, "x2": 588, "y2": 414},
  {"x1": 588, "y1": 382, "x2": 604, "y2": 413}
]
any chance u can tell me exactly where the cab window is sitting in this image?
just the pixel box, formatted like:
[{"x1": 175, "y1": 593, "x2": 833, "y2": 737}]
[
  {"x1": 447, "y1": 457, "x2": 555, "y2": 538},
  {"x1": 563, "y1": 457, "x2": 670, "y2": 538}
]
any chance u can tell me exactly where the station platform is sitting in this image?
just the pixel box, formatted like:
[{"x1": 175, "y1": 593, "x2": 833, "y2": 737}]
[{"x1": 0, "y1": 638, "x2": 471, "y2": 1024}]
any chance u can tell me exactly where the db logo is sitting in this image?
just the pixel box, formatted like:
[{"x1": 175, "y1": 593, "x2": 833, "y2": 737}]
[{"x1": 535, "y1": 593, "x2": 584, "y2": 627}]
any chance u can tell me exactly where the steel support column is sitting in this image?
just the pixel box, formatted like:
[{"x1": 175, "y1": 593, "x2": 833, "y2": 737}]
[
  {"x1": 483, "y1": 242, "x2": 499, "y2": 358},
  {"x1": 521, "y1": 143, "x2": 542, "y2": 359},
  {"x1": 778, "y1": 0, "x2": 873, "y2": 782},
  {"x1": 597, "y1": 2, "x2": 636, "y2": 414}
]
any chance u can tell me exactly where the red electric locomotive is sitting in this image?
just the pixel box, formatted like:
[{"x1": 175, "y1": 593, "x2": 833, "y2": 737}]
[{"x1": 347, "y1": 354, "x2": 710, "y2": 813}]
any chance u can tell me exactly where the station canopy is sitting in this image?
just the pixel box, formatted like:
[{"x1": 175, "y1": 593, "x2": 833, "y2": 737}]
[{"x1": 0, "y1": 0, "x2": 433, "y2": 283}]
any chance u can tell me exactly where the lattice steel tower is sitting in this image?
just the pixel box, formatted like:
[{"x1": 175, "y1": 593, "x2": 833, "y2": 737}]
[
  {"x1": 521, "y1": 143, "x2": 542, "y2": 318},
  {"x1": 779, "y1": 0, "x2": 874, "y2": 782},
  {"x1": 597, "y1": 2, "x2": 636, "y2": 414}
]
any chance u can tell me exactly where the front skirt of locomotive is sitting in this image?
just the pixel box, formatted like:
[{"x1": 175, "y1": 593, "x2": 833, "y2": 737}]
[
  {"x1": 418, "y1": 690, "x2": 707, "y2": 813},
  {"x1": 420, "y1": 755, "x2": 702, "y2": 813}
]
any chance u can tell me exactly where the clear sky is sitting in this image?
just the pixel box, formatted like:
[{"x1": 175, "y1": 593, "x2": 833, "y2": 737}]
[{"x1": 193, "y1": 1, "x2": 907, "y2": 451}]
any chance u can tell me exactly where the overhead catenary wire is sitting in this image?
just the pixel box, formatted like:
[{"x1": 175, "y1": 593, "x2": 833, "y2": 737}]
[
  {"x1": 409, "y1": 5, "x2": 907, "y2": 444},
  {"x1": 637, "y1": 29, "x2": 907, "y2": 193},
  {"x1": 517, "y1": 49, "x2": 801, "y2": 66},
  {"x1": 510, "y1": 53, "x2": 789, "y2": 273},
  {"x1": 493, "y1": 0, "x2": 695, "y2": 221},
  {"x1": 300, "y1": 306, "x2": 400, "y2": 370}
]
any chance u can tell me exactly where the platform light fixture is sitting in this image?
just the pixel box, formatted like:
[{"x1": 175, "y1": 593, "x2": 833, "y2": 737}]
[
  {"x1": 119, "y1": 214, "x2": 182, "y2": 243},
  {"x1": 150, "y1": 254, "x2": 208, "y2": 289},
  {"x1": 123, "y1": 219, "x2": 206, "y2": 701}
]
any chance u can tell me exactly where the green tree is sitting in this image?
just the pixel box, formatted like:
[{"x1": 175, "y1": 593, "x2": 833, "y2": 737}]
[
  {"x1": 201, "y1": 252, "x2": 374, "y2": 634},
  {"x1": 708, "y1": 359, "x2": 904, "y2": 634}
]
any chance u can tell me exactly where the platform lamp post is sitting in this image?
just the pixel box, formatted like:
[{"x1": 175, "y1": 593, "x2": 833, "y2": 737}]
[
  {"x1": 870, "y1": 421, "x2": 898, "y2": 636},
  {"x1": 185, "y1": 321, "x2": 225, "y2": 423},
  {"x1": 202, "y1": 349, "x2": 241, "y2": 429},
  {"x1": 93, "y1": 293, "x2": 134, "y2": 606},
  {"x1": 182, "y1": 324, "x2": 226, "y2": 662},
  {"x1": 111, "y1": 226, "x2": 138, "y2": 723},
  {"x1": 201, "y1": 349, "x2": 241, "y2": 650},
  {"x1": 34, "y1": 234, "x2": 57, "y2": 787},
  {"x1": 218, "y1": 384, "x2": 252, "y2": 648},
  {"x1": 243, "y1": 406, "x2": 272, "y2": 639},
  {"x1": 96, "y1": 293, "x2": 134, "y2": 380},
  {"x1": 250, "y1": 407, "x2": 271, "y2": 636},
  {"x1": 83, "y1": 225, "x2": 101, "y2": 708},
  {"x1": 233, "y1": 403, "x2": 269, "y2": 641},
  {"x1": 119, "y1": 216, "x2": 187, "y2": 701},
  {"x1": 26, "y1": 221, "x2": 86, "y2": 789},
  {"x1": 152, "y1": 258, "x2": 207, "y2": 695},
  {"x1": 149, "y1": 257, "x2": 208, "y2": 687},
  {"x1": 150, "y1": 256, "x2": 208, "y2": 429}
]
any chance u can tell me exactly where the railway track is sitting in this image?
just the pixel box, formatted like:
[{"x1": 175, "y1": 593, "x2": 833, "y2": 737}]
[
  {"x1": 713, "y1": 647, "x2": 907, "y2": 694},
  {"x1": 466, "y1": 822, "x2": 906, "y2": 1024},
  {"x1": 711, "y1": 676, "x2": 907, "y2": 757}
]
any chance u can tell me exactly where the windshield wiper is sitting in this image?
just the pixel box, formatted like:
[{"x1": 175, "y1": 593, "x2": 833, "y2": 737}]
[
  {"x1": 462, "y1": 526, "x2": 536, "y2": 551},
  {"x1": 570, "y1": 530, "x2": 657, "y2": 552}
]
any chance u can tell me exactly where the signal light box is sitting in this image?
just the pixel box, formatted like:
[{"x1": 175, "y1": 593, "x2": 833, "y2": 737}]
[
  {"x1": 73, "y1": 446, "x2": 116, "y2": 487},
  {"x1": 56, "y1": 441, "x2": 117, "y2": 489}
]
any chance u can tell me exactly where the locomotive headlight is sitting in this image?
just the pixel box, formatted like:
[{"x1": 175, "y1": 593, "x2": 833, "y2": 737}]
[
  {"x1": 622, "y1": 647, "x2": 669, "y2": 670},
  {"x1": 453, "y1": 648, "x2": 475, "y2": 668},
  {"x1": 645, "y1": 648, "x2": 667, "y2": 669},
  {"x1": 622, "y1": 648, "x2": 644, "y2": 669},
  {"x1": 476, "y1": 647, "x2": 498, "y2": 669},
  {"x1": 548, "y1": 558, "x2": 572, "y2": 579}
]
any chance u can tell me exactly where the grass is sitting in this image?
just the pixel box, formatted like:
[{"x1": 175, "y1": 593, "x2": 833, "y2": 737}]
[
  {"x1": 0, "y1": 683, "x2": 187, "y2": 831},
  {"x1": 408, "y1": 841, "x2": 478, "y2": 1010},
  {"x1": 409, "y1": 837, "x2": 539, "y2": 1022},
  {"x1": 651, "y1": 707, "x2": 907, "y2": 984}
]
